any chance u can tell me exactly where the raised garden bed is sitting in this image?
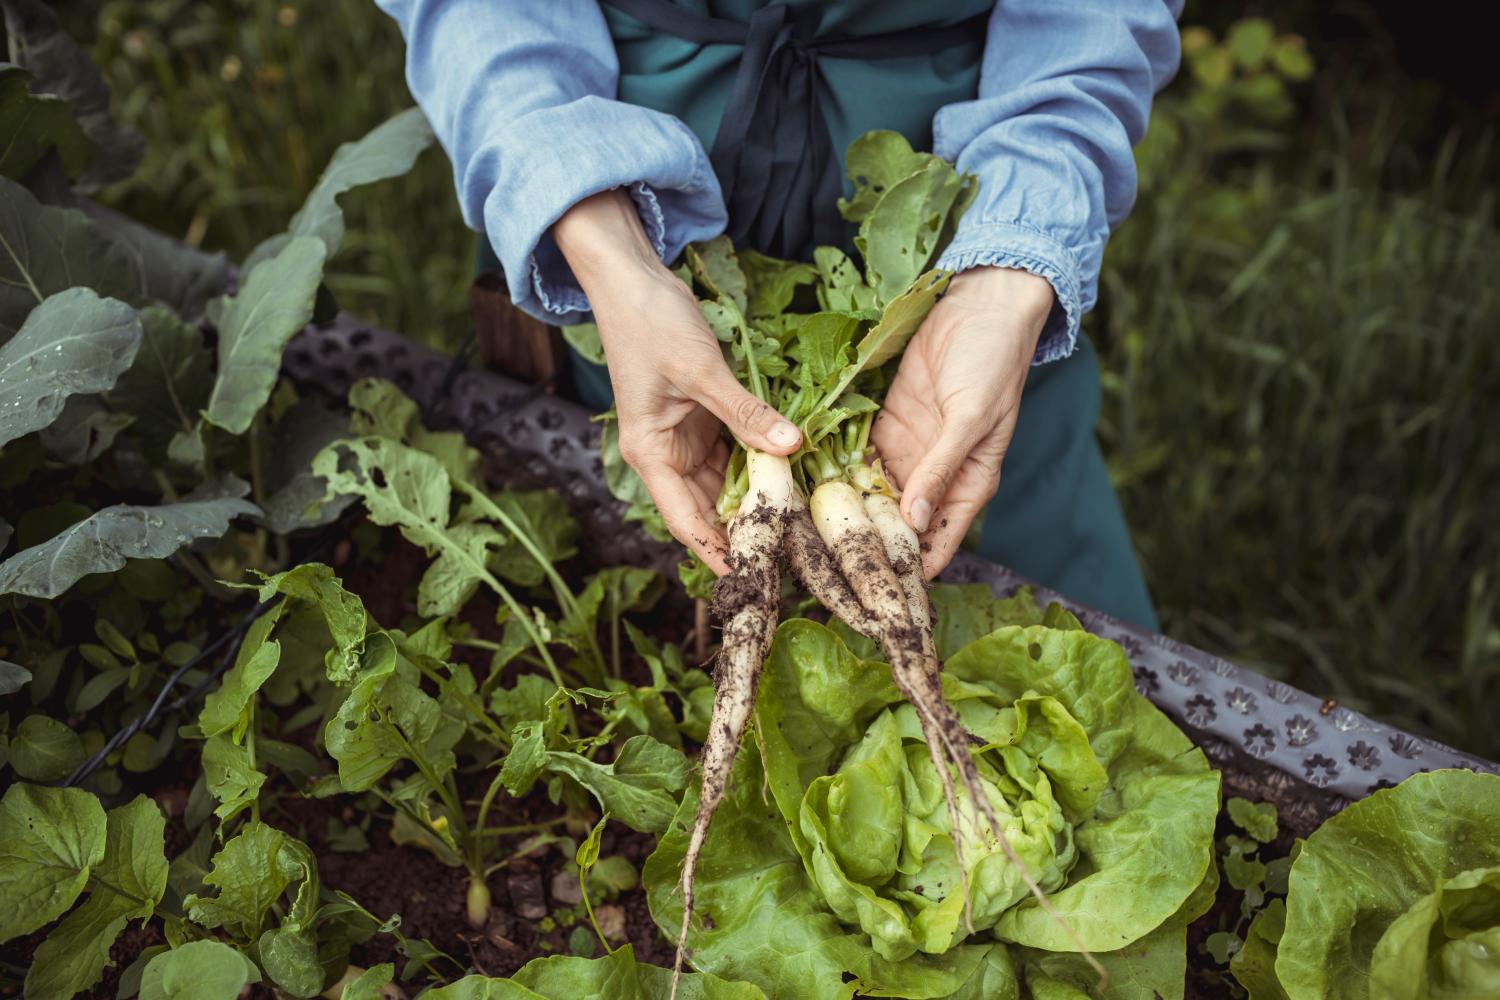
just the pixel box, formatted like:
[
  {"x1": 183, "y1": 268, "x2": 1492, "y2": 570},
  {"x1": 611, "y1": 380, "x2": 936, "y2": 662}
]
[{"x1": 3, "y1": 23, "x2": 1497, "y2": 996}]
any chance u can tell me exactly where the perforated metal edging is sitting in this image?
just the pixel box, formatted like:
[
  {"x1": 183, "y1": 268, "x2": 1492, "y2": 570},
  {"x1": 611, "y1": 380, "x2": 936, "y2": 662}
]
[{"x1": 284, "y1": 314, "x2": 1500, "y2": 832}]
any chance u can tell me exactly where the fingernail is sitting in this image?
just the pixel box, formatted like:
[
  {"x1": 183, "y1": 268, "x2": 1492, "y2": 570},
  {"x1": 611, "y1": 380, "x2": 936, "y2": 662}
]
[
  {"x1": 768, "y1": 422, "x2": 800, "y2": 449},
  {"x1": 911, "y1": 497, "x2": 933, "y2": 533}
]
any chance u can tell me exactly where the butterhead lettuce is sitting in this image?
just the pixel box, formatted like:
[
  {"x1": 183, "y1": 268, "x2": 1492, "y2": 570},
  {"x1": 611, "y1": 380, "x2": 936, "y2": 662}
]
[
  {"x1": 644, "y1": 608, "x2": 1220, "y2": 999},
  {"x1": 1271, "y1": 769, "x2": 1500, "y2": 1000}
]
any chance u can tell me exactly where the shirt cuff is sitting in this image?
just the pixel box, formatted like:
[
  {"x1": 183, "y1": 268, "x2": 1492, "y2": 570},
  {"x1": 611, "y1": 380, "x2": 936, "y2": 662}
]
[
  {"x1": 479, "y1": 96, "x2": 727, "y2": 321},
  {"x1": 934, "y1": 220, "x2": 1085, "y2": 365}
]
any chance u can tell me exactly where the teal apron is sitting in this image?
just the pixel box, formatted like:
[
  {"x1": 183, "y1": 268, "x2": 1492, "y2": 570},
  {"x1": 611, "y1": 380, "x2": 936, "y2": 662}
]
[{"x1": 483, "y1": 0, "x2": 1158, "y2": 628}]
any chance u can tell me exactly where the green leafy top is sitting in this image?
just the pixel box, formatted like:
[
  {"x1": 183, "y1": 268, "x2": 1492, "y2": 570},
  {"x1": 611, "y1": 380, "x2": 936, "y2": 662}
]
[{"x1": 600, "y1": 131, "x2": 975, "y2": 521}]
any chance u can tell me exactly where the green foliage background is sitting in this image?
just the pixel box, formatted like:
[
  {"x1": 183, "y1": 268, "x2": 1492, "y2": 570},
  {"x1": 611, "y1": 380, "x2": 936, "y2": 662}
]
[{"x1": 71, "y1": 1, "x2": 1500, "y2": 759}]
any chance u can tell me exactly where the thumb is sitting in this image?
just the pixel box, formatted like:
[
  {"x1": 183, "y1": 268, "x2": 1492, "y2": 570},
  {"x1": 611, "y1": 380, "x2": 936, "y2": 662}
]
[
  {"x1": 692, "y1": 365, "x2": 802, "y2": 455},
  {"x1": 900, "y1": 423, "x2": 984, "y2": 533}
]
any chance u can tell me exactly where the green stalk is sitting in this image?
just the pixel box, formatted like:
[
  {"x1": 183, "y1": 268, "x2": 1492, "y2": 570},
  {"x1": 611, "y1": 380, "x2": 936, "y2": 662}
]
[
  {"x1": 457, "y1": 482, "x2": 605, "y2": 678},
  {"x1": 407, "y1": 655, "x2": 510, "y2": 748},
  {"x1": 580, "y1": 866, "x2": 613, "y2": 956}
]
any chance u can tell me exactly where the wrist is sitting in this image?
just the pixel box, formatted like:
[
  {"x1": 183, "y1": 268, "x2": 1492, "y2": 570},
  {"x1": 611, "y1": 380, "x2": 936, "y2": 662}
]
[
  {"x1": 946, "y1": 266, "x2": 1055, "y2": 327},
  {"x1": 553, "y1": 188, "x2": 668, "y2": 301}
]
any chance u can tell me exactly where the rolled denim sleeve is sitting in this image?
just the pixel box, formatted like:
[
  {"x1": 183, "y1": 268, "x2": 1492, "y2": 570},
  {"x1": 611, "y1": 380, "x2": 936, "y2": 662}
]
[
  {"x1": 374, "y1": 0, "x2": 728, "y2": 320},
  {"x1": 933, "y1": 0, "x2": 1183, "y2": 363}
]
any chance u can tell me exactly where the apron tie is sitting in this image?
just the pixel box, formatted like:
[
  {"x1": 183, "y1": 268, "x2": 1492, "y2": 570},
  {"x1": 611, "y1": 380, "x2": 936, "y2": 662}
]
[{"x1": 606, "y1": 0, "x2": 989, "y2": 259}]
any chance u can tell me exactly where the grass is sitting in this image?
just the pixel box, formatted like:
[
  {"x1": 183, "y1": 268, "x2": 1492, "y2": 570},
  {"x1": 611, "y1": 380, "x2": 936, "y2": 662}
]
[{"x1": 77, "y1": 3, "x2": 1500, "y2": 759}]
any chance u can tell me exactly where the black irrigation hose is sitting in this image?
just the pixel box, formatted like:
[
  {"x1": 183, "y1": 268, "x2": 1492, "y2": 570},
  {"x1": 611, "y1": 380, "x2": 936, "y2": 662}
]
[{"x1": 61, "y1": 597, "x2": 277, "y2": 788}]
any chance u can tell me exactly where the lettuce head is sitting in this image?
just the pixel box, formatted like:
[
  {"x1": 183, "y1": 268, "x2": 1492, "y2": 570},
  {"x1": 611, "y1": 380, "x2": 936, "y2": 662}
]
[
  {"x1": 1270, "y1": 768, "x2": 1500, "y2": 1000},
  {"x1": 644, "y1": 596, "x2": 1220, "y2": 999}
]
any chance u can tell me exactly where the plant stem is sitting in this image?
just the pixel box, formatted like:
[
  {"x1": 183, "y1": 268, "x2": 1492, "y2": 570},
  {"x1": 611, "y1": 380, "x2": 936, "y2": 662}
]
[{"x1": 459, "y1": 482, "x2": 605, "y2": 678}]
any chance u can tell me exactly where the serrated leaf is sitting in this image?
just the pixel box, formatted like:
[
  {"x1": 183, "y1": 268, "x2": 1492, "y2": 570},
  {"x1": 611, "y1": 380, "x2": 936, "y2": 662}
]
[
  {"x1": 0, "y1": 496, "x2": 260, "y2": 599},
  {"x1": 419, "y1": 520, "x2": 503, "y2": 618},
  {"x1": 198, "y1": 605, "x2": 285, "y2": 739},
  {"x1": 814, "y1": 270, "x2": 948, "y2": 413},
  {"x1": 202, "y1": 235, "x2": 326, "y2": 435},
  {"x1": 345, "y1": 376, "x2": 480, "y2": 483},
  {"x1": 0, "y1": 63, "x2": 93, "y2": 181},
  {"x1": 544, "y1": 734, "x2": 689, "y2": 834},
  {"x1": 8, "y1": 712, "x2": 85, "y2": 780},
  {"x1": 25, "y1": 796, "x2": 168, "y2": 1000},
  {"x1": 254, "y1": 563, "x2": 368, "y2": 684},
  {"x1": 0, "y1": 287, "x2": 141, "y2": 446},
  {"x1": 855, "y1": 159, "x2": 963, "y2": 304},
  {"x1": 1, "y1": 0, "x2": 144, "y2": 190},
  {"x1": 1227, "y1": 796, "x2": 1279, "y2": 843},
  {"x1": 0, "y1": 783, "x2": 105, "y2": 941},
  {"x1": 837, "y1": 130, "x2": 932, "y2": 224},
  {"x1": 500, "y1": 719, "x2": 549, "y2": 797},
  {"x1": 184, "y1": 821, "x2": 297, "y2": 939},
  {"x1": 686, "y1": 236, "x2": 747, "y2": 313},
  {"x1": 243, "y1": 107, "x2": 434, "y2": 271},
  {"x1": 138, "y1": 940, "x2": 261, "y2": 1000},
  {"x1": 202, "y1": 734, "x2": 265, "y2": 822}
]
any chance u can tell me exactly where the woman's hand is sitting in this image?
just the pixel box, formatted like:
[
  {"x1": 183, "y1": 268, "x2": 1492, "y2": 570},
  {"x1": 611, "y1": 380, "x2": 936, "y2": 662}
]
[
  {"x1": 553, "y1": 190, "x2": 802, "y2": 574},
  {"x1": 871, "y1": 266, "x2": 1053, "y2": 579}
]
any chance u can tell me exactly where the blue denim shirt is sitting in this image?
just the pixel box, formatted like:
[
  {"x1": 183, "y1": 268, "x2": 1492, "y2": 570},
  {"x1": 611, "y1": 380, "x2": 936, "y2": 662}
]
[{"x1": 374, "y1": 0, "x2": 1182, "y2": 365}]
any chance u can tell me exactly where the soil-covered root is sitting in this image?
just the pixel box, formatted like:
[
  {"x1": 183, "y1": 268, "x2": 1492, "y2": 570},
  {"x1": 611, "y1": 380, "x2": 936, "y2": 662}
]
[
  {"x1": 672, "y1": 449, "x2": 793, "y2": 999},
  {"x1": 782, "y1": 499, "x2": 878, "y2": 638},
  {"x1": 862, "y1": 491, "x2": 933, "y2": 657}
]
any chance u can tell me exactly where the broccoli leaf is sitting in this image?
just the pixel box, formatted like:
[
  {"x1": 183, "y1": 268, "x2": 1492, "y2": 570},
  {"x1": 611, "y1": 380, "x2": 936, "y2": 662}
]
[
  {"x1": 1, "y1": 0, "x2": 144, "y2": 189},
  {"x1": 242, "y1": 106, "x2": 435, "y2": 271},
  {"x1": 0, "y1": 64, "x2": 93, "y2": 181},
  {"x1": 202, "y1": 235, "x2": 326, "y2": 435},
  {"x1": 0, "y1": 496, "x2": 259, "y2": 599},
  {"x1": 0, "y1": 287, "x2": 140, "y2": 446}
]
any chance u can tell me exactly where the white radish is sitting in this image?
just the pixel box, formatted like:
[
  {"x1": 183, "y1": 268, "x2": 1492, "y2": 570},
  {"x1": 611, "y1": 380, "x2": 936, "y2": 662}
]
[
  {"x1": 862, "y1": 491, "x2": 934, "y2": 658},
  {"x1": 782, "y1": 493, "x2": 878, "y2": 639},
  {"x1": 671, "y1": 448, "x2": 793, "y2": 999}
]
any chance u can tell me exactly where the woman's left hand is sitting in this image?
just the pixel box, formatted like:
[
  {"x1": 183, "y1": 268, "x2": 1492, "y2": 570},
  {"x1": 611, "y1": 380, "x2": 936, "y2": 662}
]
[{"x1": 871, "y1": 266, "x2": 1054, "y2": 578}]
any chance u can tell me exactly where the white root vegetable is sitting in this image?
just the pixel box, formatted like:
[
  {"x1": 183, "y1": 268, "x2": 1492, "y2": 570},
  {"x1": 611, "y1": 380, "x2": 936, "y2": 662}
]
[
  {"x1": 671, "y1": 448, "x2": 793, "y2": 999},
  {"x1": 782, "y1": 494, "x2": 878, "y2": 639},
  {"x1": 813, "y1": 480, "x2": 1100, "y2": 978},
  {"x1": 862, "y1": 492, "x2": 934, "y2": 658}
]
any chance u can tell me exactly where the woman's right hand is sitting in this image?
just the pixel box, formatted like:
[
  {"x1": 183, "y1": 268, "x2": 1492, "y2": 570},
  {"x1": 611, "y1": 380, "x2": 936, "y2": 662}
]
[{"x1": 553, "y1": 190, "x2": 802, "y2": 574}]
